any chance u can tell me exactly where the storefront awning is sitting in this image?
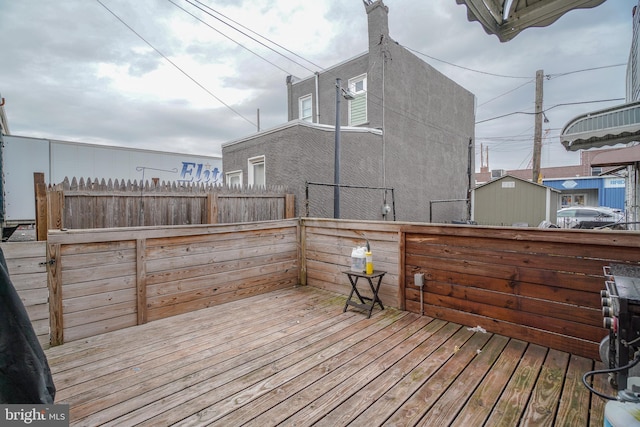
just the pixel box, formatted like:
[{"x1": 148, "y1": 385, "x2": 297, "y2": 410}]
[
  {"x1": 456, "y1": 0, "x2": 607, "y2": 42},
  {"x1": 590, "y1": 145, "x2": 640, "y2": 167},
  {"x1": 560, "y1": 101, "x2": 640, "y2": 152}
]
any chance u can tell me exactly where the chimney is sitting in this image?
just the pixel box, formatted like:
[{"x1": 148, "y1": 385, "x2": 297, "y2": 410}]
[{"x1": 365, "y1": 0, "x2": 390, "y2": 52}]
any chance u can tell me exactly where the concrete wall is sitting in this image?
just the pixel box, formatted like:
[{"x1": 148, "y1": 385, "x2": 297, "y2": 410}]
[
  {"x1": 380, "y1": 38, "x2": 475, "y2": 223},
  {"x1": 287, "y1": 54, "x2": 370, "y2": 127},
  {"x1": 223, "y1": 122, "x2": 385, "y2": 219}
]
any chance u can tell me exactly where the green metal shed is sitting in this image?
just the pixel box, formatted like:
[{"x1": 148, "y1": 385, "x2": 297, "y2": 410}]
[{"x1": 471, "y1": 175, "x2": 560, "y2": 227}]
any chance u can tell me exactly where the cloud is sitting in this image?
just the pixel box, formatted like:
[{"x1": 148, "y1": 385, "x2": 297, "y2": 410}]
[{"x1": 0, "y1": 0, "x2": 635, "y2": 172}]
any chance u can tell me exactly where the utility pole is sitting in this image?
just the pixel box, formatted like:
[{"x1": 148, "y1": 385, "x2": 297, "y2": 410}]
[{"x1": 532, "y1": 69, "x2": 544, "y2": 183}]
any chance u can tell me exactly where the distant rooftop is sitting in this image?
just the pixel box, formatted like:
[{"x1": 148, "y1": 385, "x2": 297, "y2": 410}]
[{"x1": 475, "y1": 144, "x2": 640, "y2": 185}]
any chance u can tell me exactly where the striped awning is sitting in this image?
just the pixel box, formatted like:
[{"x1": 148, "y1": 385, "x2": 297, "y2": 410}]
[
  {"x1": 456, "y1": 0, "x2": 607, "y2": 42},
  {"x1": 560, "y1": 101, "x2": 640, "y2": 151}
]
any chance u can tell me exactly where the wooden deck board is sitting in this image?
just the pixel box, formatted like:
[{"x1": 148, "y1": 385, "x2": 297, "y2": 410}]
[
  {"x1": 451, "y1": 338, "x2": 529, "y2": 426},
  {"x1": 45, "y1": 286, "x2": 606, "y2": 426}
]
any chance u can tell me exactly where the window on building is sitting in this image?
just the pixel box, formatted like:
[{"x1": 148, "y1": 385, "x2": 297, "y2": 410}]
[
  {"x1": 348, "y1": 74, "x2": 367, "y2": 126},
  {"x1": 560, "y1": 193, "x2": 586, "y2": 207},
  {"x1": 299, "y1": 95, "x2": 312, "y2": 122},
  {"x1": 226, "y1": 170, "x2": 242, "y2": 187},
  {"x1": 248, "y1": 156, "x2": 265, "y2": 187}
]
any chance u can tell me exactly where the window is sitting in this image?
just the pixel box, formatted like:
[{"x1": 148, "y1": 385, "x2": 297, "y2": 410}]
[
  {"x1": 557, "y1": 209, "x2": 575, "y2": 218},
  {"x1": 560, "y1": 193, "x2": 586, "y2": 208},
  {"x1": 299, "y1": 95, "x2": 312, "y2": 122},
  {"x1": 248, "y1": 156, "x2": 265, "y2": 187},
  {"x1": 226, "y1": 170, "x2": 242, "y2": 187},
  {"x1": 348, "y1": 74, "x2": 367, "y2": 126}
]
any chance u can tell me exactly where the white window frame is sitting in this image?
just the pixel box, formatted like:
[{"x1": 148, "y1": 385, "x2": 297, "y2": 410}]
[
  {"x1": 225, "y1": 170, "x2": 242, "y2": 187},
  {"x1": 348, "y1": 74, "x2": 367, "y2": 126},
  {"x1": 248, "y1": 155, "x2": 265, "y2": 187},
  {"x1": 299, "y1": 94, "x2": 313, "y2": 122}
]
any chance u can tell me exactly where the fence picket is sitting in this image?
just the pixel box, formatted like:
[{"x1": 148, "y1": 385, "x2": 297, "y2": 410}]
[{"x1": 46, "y1": 177, "x2": 295, "y2": 230}]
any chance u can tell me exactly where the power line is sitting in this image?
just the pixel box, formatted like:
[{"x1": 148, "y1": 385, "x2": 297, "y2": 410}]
[
  {"x1": 168, "y1": 0, "x2": 293, "y2": 76},
  {"x1": 548, "y1": 63, "x2": 627, "y2": 79},
  {"x1": 475, "y1": 98, "x2": 625, "y2": 124},
  {"x1": 179, "y1": 0, "x2": 319, "y2": 75},
  {"x1": 404, "y1": 48, "x2": 625, "y2": 81},
  {"x1": 404, "y1": 45, "x2": 531, "y2": 79},
  {"x1": 475, "y1": 110, "x2": 533, "y2": 124},
  {"x1": 545, "y1": 98, "x2": 625, "y2": 111},
  {"x1": 477, "y1": 79, "x2": 534, "y2": 107},
  {"x1": 95, "y1": 0, "x2": 257, "y2": 128},
  {"x1": 190, "y1": 0, "x2": 325, "y2": 73}
]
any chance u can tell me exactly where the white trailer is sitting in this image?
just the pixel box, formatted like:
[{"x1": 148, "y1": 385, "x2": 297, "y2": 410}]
[{"x1": 1, "y1": 135, "x2": 222, "y2": 239}]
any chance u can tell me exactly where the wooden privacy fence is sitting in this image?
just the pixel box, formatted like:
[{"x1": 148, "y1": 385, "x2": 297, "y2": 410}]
[
  {"x1": 400, "y1": 223, "x2": 640, "y2": 360},
  {"x1": 301, "y1": 218, "x2": 401, "y2": 309},
  {"x1": 25, "y1": 216, "x2": 640, "y2": 360},
  {"x1": 300, "y1": 218, "x2": 639, "y2": 360},
  {"x1": 43, "y1": 177, "x2": 295, "y2": 232},
  {"x1": 0, "y1": 242, "x2": 49, "y2": 348},
  {"x1": 46, "y1": 219, "x2": 299, "y2": 345}
]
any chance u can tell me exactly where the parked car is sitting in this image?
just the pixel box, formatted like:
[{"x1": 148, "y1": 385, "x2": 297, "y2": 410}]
[{"x1": 556, "y1": 207, "x2": 625, "y2": 229}]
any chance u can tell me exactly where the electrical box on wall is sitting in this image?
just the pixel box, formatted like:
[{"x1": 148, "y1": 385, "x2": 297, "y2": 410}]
[{"x1": 415, "y1": 273, "x2": 424, "y2": 287}]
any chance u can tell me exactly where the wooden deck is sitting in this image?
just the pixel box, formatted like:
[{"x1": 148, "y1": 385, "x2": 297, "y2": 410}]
[{"x1": 45, "y1": 286, "x2": 609, "y2": 426}]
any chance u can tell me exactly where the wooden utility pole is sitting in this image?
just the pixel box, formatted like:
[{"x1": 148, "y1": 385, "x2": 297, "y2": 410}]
[{"x1": 532, "y1": 69, "x2": 544, "y2": 183}]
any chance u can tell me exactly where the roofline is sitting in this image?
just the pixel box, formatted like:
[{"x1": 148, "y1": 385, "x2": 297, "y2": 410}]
[
  {"x1": 221, "y1": 119, "x2": 383, "y2": 149},
  {"x1": 4, "y1": 134, "x2": 222, "y2": 159},
  {"x1": 541, "y1": 174, "x2": 624, "y2": 181},
  {"x1": 288, "y1": 52, "x2": 369, "y2": 85},
  {"x1": 472, "y1": 174, "x2": 560, "y2": 192}
]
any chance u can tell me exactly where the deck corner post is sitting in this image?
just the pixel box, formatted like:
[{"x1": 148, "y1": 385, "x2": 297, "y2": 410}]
[
  {"x1": 47, "y1": 243, "x2": 63, "y2": 346},
  {"x1": 299, "y1": 218, "x2": 307, "y2": 286},
  {"x1": 136, "y1": 238, "x2": 148, "y2": 325},
  {"x1": 398, "y1": 230, "x2": 406, "y2": 311}
]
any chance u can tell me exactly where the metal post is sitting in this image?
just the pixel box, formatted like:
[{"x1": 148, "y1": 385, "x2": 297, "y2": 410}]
[
  {"x1": 334, "y1": 78, "x2": 341, "y2": 219},
  {"x1": 391, "y1": 188, "x2": 396, "y2": 221},
  {"x1": 305, "y1": 181, "x2": 309, "y2": 217}
]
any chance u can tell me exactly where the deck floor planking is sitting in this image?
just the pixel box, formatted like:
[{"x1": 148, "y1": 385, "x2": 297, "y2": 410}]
[{"x1": 45, "y1": 286, "x2": 607, "y2": 426}]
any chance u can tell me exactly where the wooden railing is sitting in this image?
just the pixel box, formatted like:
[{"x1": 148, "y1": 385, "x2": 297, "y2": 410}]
[
  {"x1": 301, "y1": 218, "x2": 401, "y2": 308},
  {"x1": 46, "y1": 220, "x2": 299, "y2": 345},
  {"x1": 301, "y1": 219, "x2": 640, "y2": 359},
  {"x1": 0, "y1": 241, "x2": 49, "y2": 348},
  {"x1": 8, "y1": 217, "x2": 635, "y2": 360},
  {"x1": 400, "y1": 223, "x2": 639, "y2": 360}
]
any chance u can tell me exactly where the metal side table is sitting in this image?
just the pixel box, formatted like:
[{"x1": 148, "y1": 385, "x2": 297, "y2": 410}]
[{"x1": 342, "y1": 270, "x2": 386, "y2": 318}]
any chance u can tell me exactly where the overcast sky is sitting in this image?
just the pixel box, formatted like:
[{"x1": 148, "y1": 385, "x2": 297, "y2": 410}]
[{"x1": 0, "y1": 0, "x2": 634, "y2": 172}]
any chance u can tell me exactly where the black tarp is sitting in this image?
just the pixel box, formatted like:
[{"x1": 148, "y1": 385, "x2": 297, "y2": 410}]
[{"x1": 0, "y1": 247, "x2": 55, "y2": 403}]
